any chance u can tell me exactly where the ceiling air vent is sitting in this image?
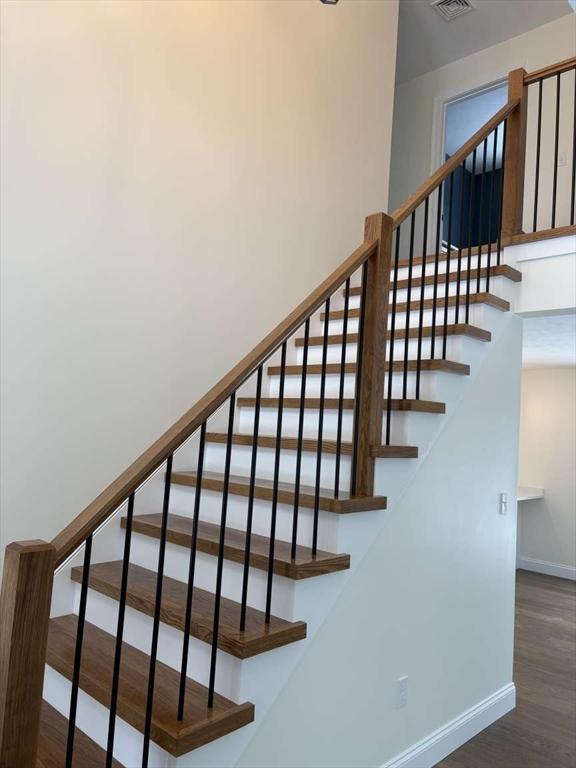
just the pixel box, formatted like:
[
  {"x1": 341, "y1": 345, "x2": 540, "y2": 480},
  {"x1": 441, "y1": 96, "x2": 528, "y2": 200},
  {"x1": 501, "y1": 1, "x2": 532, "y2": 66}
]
[{"x1": 430, "y1": 0, "x2": 476, "y2": 22}]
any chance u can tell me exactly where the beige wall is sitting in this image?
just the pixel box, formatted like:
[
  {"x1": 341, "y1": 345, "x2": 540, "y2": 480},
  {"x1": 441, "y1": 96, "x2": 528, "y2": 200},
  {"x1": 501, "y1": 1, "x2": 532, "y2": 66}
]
[
  {"x1": 518, "y1": 366, "x2": 576, "y2": 577},
  {"x1": 390, "y1": 14, "x2": 576, "y2": 232},
  {"x1": 0, "y1": 0, "x2": 398, "y2": 558}
]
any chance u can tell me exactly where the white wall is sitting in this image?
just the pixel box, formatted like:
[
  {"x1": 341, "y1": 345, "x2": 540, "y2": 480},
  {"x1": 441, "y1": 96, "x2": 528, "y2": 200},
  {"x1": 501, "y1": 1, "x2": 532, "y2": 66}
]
[
  {"x1": 506, "y1": 236, "x2": 576, "y2": 315},
  {"x1": 0, "y1": 0, "x2": 398, "y2": 561},
  {"x1": 518, "y1": 366, "x2": 576, "y2": 579},
  {"x1": 236, "y1": 315, "x2": 522, "y2": 768},
  {"x1": 390, "y1": 14, "x2": 576, "y2": 231}
]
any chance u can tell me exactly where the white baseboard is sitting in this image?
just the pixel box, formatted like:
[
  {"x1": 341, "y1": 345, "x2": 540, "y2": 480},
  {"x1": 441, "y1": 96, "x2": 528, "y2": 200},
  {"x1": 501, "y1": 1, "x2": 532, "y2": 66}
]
[
  {"x1": 380, "y1": 683, "x2": 516, "y2": 768},
  {"x1": 517, "y1": 557, "x2": 576, "y2": 581}
]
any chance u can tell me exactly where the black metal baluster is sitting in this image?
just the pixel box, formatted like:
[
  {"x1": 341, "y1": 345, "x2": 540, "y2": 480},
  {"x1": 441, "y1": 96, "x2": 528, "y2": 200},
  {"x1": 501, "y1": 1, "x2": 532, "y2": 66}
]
[
  {"x1": 442, "y1": 172, "x2": 455, "y2": 360},
  {"x1": 240, "y1": 369, "x2": 262, "y2": 627},
  {"x1": 486, "y1": 126, "x2": 499, "y2": 294},
  {"x1": 177, "y1": 422, "x2": 207, "y2": 720},
  {"x1": 142, "y1": 454, "x2": 173, "y2": 767},
  {"x1": 385, "y1": 229, "x2": 401, "y2": 444},
  {"x1": 465, "y1": 148, "x2": 477, "y2": 324},
  {"x1": 65, "y1": 535, "x2": 93, "y2": 768},
  {"x1": 291, "y1": 322, "x2": 309, "y2": 558},
  {"x1": 533, "y1": 79, "x2": 543, "y2": 232},
  {"x1": 312, "y1": 298, "x2": 330, "y2": 556},
  {"x1": 402, "y1": 212, "x2": 416, "y2": 399},
  {"x1": 334, "y1": 282, "x2": 350, "y2": 497},
  {"x1": 208, "y1": 395, "x2": 236, "y2": 706},
  {"x1": 430, "y1": 184, "x2": 443, "y2": 360},
  {"x1": 415, "y1": 197, "x2": 429, "y2": 400},
  {"x1": 105, "y1": 496, "x2": 135, "y2": 766},
  {"x1": 454, "y1": 160, "x2": 467, "y2": 325},
  {"x1": 552, "y1": 72, "x2": 561, "y2": 229},
  {"x1": 497, "y1": 120, "x2": 508, "y2": 266},
  {"x1": 265, "y1": 343, "x2": 286, "y2": 622},
  {"x1": 571, "y1": 69, "x2": 576, "y2": 226},
  {"x1": 351, "y1": 263, "x2": 368, "y2": 490},
  {"x1": 475, "y1": 138, "x2": 488, "y2": 294}
]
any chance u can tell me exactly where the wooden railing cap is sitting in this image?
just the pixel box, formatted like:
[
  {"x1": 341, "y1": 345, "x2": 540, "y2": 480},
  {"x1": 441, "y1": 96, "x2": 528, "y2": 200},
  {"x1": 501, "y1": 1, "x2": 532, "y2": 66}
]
[
  {"x1": 5, "y1": 540, "x2": 54, "y2": 555},
  {"x1": 524, "y1": 56, "x2": 576, "y2": 85}
]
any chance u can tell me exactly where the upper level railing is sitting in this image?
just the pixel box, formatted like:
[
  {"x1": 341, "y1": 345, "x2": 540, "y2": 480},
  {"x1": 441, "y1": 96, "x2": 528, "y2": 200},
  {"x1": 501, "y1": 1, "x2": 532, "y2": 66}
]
[
  {"x1": 0, "y1": 54, "x2": 574, "y2": 768},
  {"x1": 522, "y1": 56, "x2": 576, "y2": 235}
]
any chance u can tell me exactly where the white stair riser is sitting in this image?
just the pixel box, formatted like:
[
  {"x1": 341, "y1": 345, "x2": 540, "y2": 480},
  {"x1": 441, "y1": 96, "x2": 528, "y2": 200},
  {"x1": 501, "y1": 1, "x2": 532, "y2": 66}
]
[
  {"x1": 319, "y1": 304, "x2": 502, "y2": 337},
  {"x1": 50, "y1": 513, "x2": 129, "y2": 619},
  {"x1": 394, "y1": 251, "x2": 508, "y2": 279},
  {"x1": 336, "y1": 275, "x2": 514, "y2": 309},
  {"x1": 268, "y1": 369, "x2": 449, "y2": 400},
  {"x1": 294, "y1": 335, "x2": 472, "y2": 365},
  {"x1": 238, "y1": 406, "x2": 440, "y2": 447},
  {"x1": 148, "y1": 484, "x2": 341, "y2": 553},
  {"x1": 80, "y1": 584, "x2": 244, "y2": 696},
  {"x1": 125, "y1": 529, "x2": 298, "y2": 620},
  {"x1": 203, "y1": 440, "x2": 421, "y2": 491},
  {"x1": 43, "y1": 665, "x2": 169, "y2": 768}
]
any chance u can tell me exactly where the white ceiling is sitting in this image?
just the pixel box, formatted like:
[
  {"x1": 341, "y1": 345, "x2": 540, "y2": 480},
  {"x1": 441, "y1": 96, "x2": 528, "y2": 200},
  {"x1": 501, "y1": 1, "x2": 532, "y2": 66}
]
[
  {"x1": 522, "y1": 313, "x2": 576, "y2": 368},
  {"x1": 396, "y1": 0, "x2": 573, "y2": 84}
]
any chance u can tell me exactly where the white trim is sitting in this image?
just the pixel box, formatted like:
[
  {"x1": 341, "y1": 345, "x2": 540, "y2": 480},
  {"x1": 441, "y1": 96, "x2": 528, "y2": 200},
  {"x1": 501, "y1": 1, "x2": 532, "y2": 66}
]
[
  {"x1": 430, "y1": 76, "x2": 508, "y2": 177},
  {"x1": 517, "y1": 486, "x2": 544, "y2": 502},
  {"x1": 507, "y1": 235, "x2": 576, "y2": 264},
  {"x1": 517, "y1": 558, "x2": 576, "y2": 581},
  {"x1": 380, "y1": 684, "x2": 516, "y2": 768}
]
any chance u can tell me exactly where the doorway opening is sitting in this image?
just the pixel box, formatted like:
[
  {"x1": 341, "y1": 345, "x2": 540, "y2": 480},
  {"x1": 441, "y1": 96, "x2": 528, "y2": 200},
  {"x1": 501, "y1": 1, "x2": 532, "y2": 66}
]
[{"x1": 441, "y1": 82, "x2": 508, "y2": 250}]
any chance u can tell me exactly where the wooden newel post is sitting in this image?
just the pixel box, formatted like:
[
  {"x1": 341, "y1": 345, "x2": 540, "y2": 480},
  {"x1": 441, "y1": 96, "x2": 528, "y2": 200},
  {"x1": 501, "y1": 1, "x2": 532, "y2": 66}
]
[
  {"x1": 0, "y1": 540, "x2": 55, "y2": 768},
  {"x1": 501, "y1": 67, "x2": 528, "y2": 238},
  {"x1": 353, "y1": 212, "x2": 394, "y2": 496}
]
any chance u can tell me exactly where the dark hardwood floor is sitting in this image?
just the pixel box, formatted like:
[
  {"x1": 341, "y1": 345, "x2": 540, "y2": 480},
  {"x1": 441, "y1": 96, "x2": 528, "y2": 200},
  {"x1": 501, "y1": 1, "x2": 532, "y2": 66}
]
[{"x1": 437, "y1": 570, "x2": 576, "y2": 768}]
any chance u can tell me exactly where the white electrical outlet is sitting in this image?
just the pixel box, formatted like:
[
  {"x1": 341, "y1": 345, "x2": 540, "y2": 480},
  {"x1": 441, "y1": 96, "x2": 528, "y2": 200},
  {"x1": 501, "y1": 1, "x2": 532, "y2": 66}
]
[
  {"x1": 500, "y1": 492, "x2": 508, "y2": 515},
  {"x1": 396, "y1": 676, "x2": 408, "y2": 709}
]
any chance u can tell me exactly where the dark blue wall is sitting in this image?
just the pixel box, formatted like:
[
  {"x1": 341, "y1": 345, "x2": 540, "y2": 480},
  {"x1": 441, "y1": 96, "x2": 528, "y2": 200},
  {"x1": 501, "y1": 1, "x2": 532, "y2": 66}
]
[{"x1": 442, "y1": 158, "x2": 502, "y2": 248}]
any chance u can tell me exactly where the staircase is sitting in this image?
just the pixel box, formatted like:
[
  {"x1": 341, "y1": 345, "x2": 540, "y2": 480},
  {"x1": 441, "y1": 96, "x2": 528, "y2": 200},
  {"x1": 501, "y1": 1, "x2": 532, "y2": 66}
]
[{"x1": 1, "y1": 56, "x2": 575, "y2": 768}]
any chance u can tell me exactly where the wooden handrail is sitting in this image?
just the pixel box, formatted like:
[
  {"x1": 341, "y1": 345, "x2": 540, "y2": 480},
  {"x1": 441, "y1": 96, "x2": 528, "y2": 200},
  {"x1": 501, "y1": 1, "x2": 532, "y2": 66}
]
[
  {"x1": 52, "y1": 238, "x2": 378, "y2": 567},
  {"x1": 390, "y1": 99, "x2": 520, "y2": 229},
  {"x1": 524, "y1": 56, "x2": 576, "y2": 85}
]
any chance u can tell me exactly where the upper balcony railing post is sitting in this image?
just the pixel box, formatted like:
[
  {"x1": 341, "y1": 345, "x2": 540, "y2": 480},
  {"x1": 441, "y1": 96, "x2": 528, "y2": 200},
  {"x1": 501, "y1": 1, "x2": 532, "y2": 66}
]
[
  {"x1": 353, "y1": 212, "x2": 393, "y2": 496},
  {"x1": 0, "y1": 540, "x2": 55, "y2": 768},
  {"x1": 501, "y1": 67, "x2": 528, "y2": 238}
]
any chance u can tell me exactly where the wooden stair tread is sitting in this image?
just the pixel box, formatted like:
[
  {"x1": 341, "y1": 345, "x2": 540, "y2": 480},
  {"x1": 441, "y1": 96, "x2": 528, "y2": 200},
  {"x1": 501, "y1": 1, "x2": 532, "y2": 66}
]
[
  {"x1": 70, "y1": 561, "x2": 305, "y2": 659},
  {"x1": 294, "y1": 323, "x2": 491, "y2": 347},
  {"x1": 124, "y1": 513, "x2": 350, "y2": 580},
  {"x1": 348, "y1": 264, "x2": 521, "y2": 295},
  {"x1": 172, "y1": 470, "x2": 387, "y2": 514},
  {"x1": 324, "y1": 292, "x2": 510, "y2": 318},
  {"x1": 204, "y1": 431, "x2": 418, "y2": 458},
  {"x1": 36, "y1": 700, "x2": 124, "y2": 768},
  {"x1": 237, "y1": 397, "x2": 446, "y2": 414},
  {"x1": 268, "y1": 359, "x2": 470, "y2": 376},
  {"x1": 46, "y1": 615, "x2": 254, "y2": 757}
]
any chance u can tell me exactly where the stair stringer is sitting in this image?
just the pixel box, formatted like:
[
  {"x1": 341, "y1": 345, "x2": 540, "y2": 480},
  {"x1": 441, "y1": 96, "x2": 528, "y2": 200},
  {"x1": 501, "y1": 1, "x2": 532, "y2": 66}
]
[
  {"x1": 230, "y1": 312, "x2": 522, "y2": 768},
  {"x1": 43, "y1": 308, "x2": 518, "y2": 768},
  {"x1": 162, "y1": 312, "x2": 521, "y2": 768}
]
